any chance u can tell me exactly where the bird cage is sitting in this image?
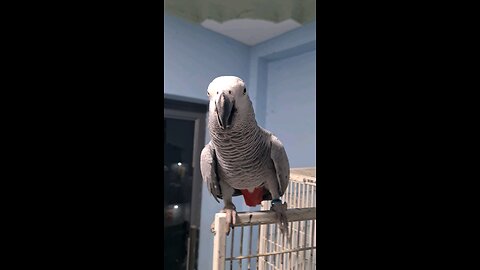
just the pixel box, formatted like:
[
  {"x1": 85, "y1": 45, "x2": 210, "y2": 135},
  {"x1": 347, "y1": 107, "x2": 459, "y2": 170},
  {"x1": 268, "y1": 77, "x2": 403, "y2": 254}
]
[{"x1": 212, "y1": 167, "x2": 316, "y2": 270}]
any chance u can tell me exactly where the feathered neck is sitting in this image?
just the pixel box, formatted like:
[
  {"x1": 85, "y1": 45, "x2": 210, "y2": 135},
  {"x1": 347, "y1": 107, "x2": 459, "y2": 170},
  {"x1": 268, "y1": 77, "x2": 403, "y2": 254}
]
[{"x1": 209, "y1": 102, "x2": 261, "y2": 147}]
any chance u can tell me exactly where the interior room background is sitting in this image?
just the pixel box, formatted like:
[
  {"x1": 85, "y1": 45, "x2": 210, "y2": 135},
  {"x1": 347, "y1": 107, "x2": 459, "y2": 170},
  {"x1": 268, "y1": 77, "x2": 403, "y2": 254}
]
[{"x1": 164, "y1": 3, "x2": 315, "y2": 269}]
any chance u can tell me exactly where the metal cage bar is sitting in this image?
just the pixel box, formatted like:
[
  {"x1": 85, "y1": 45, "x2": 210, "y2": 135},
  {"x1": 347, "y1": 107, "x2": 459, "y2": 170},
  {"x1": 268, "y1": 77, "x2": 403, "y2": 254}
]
[
  {"x1": 213, "y1": 208, "x2": 316, "y2": 270},
  {"x1": 213, "y1": 168, "x2": 316, "y2": 270}
]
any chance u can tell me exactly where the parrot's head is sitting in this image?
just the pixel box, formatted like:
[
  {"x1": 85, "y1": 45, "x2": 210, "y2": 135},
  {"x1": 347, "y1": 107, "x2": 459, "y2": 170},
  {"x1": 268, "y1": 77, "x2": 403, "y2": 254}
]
[{"x1": 207, "y1": 76, "x2": 252, "y2": 130}]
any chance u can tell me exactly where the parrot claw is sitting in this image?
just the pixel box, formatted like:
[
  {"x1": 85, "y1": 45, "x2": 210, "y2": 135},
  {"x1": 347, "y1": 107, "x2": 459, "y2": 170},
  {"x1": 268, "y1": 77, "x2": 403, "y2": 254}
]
[
  {"x1": 210, "y1": 220, "x2": 216, "y2": 235},
  {"x1": 221, "y1": 206, "x2": 237, "y2": 235},
  {"x1": 271, "y1": 202, "x2": 288, "y2": 235}
]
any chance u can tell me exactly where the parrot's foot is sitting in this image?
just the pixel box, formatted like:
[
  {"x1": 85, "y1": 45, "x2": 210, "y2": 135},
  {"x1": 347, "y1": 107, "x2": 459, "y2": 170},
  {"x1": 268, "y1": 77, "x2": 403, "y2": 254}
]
[
  {"x1": 210, "y1": 220, "x2": 215, "y2": 235},
  {"x1": 221, "y1": 205, "x2": 237, "y2": 235},
  {"x1": 271, "y1": 200, "x2": 288, "y2": 234}
]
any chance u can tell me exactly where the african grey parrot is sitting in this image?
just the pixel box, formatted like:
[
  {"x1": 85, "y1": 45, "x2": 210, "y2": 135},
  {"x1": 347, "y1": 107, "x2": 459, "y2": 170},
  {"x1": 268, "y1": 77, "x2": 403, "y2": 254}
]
[{"x1": 200, "y1": 76, "x2": 290, "y2": 235}]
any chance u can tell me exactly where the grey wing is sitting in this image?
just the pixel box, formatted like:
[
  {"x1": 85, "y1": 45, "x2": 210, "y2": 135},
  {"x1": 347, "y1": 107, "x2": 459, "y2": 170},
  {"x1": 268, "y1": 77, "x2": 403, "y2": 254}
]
[
  {"x1": 270, "y1": 135, "x2": 290, "y2": 196},
  {"x1": 200, "y1": 142, "x2": 222, "y2": 203}
]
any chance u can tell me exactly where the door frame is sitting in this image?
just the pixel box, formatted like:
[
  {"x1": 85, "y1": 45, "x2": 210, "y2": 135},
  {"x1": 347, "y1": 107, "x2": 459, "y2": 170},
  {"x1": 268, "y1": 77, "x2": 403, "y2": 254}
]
[
  {"x1": 164, "y1": 108, "x2": 206, "y2": 228},
  {"x1": 164, "y1": 94, "x2": 208, "y2": 270}
]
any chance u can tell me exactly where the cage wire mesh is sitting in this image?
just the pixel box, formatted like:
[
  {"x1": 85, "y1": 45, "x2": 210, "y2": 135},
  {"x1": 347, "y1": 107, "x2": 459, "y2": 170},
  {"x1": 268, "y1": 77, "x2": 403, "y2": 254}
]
[{"x1": 213, "y1": 168, "x2": 316, "y2": 270}]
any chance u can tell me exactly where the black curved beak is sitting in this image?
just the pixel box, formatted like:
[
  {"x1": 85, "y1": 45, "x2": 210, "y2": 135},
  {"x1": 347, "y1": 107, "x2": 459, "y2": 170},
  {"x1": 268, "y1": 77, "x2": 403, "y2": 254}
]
[{"x1": 216, "y1": 92, "x2": 234, "y2": 129}]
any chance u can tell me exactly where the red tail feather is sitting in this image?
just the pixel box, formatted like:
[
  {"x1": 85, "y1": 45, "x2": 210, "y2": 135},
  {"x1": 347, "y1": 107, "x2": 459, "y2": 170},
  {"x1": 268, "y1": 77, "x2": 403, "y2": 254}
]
[{"x1": 241, "y1": 187, "x2": 265, "y2": 207}]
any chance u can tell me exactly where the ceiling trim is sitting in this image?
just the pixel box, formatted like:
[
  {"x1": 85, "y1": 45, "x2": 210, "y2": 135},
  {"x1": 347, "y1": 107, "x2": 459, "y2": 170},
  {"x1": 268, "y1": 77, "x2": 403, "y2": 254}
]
[{"x1": 165, "y1": 0, "x2": 315, "y2": 24}]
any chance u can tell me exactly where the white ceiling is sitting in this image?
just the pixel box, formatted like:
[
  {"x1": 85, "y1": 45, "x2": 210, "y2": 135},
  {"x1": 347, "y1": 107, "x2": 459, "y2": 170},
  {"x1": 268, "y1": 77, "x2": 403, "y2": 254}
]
[
  {"x1": 165, "y1": 0, "x2": 315, "y2": 46},
  {"x1": 200, "y1": 19, "x2": 302, "y2": 46}
]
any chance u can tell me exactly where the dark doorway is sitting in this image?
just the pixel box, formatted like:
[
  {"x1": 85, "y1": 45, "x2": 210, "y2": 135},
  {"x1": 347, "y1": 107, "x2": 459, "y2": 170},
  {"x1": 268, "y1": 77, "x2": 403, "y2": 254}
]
[{"x1": 164, "y1": 95, "x2": 207, "y2": 270}]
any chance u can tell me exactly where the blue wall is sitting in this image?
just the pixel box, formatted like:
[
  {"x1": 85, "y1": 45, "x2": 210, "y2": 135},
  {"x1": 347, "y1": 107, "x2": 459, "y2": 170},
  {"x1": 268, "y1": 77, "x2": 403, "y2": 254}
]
[
  {"x1": 164, "y1": 13, "x2": 315, "y2": 270},
  {"x1": 248, "y1": 20, "x2": 316, "y2": 168},
  {"x1": 164, "y1": 13, "x2": 250, "y2": 100},
  {"x1": 248, "y1": 21, "x2": 316, "y2": 127},
  {"x1": 164, "y1": 14, "x2": 253, "y2": 270},
  {"x1": 266, "y1": 50, "x2": 316, "y2": 167}
]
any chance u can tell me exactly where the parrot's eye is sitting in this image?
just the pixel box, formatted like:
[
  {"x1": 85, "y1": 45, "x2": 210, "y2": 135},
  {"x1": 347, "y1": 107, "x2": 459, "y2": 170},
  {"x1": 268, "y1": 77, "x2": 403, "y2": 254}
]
[
  {"x1": 243, "y1": 88, "x2": 246, "y2": 95},
  {"x1": 217, "y1": 91, "x2": 219, "y2": 94},
  {"x1": 207, "y1": 92, "x2": 210, "y2": 96},
  {"x1": 228, "y1": 90, "x2": 232, "y2": 94}
]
